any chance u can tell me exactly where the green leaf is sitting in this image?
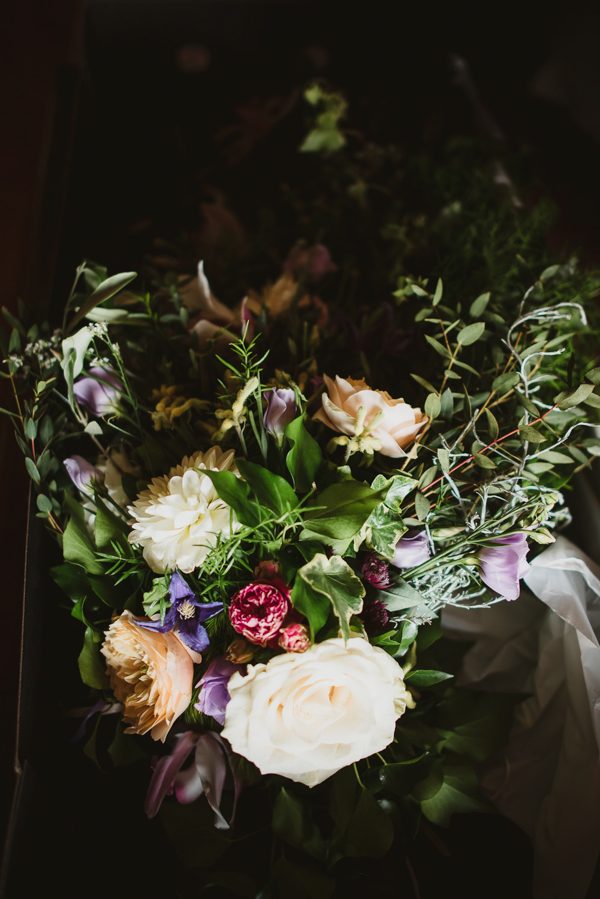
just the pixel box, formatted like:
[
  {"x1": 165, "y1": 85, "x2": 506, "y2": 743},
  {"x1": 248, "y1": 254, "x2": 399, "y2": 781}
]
[
  {"x1": 25, "y1": 457, "x2": 40, "y2": 484},
  {"x1": 236, "y1": 459, "x2": 297, "y2": 515},
  {"x1": 492, "y1": 372, "x2": 520, "y2": 394},
  {"x1": 330, "y1": 773, "x2": 394, "y2": 859},
  {"x1": 272, "y1": 787, "x2": 325, "y2": 860},
  {"x1": 437, "y1": 448, "x2": 450, "y2": 472},
  {"x1": 78, "y1": 626, "x2": 108, "y2": 689},
  {"x1": 291, "y1": 576, "x2": 331, "y2": 640},
  {"x1": 432, "y1": 277, "x2": 443, "y2": 306},
  {"x1": 143, "y1": 575, "x2": 171, "y2": 619},
  {"x1": 63, "y1": 512, "x2": 104, "y2": 575},
  {"x1": 203, "y1": 470, "x2": 260, "y2": 527},
  {"x1": 61, "y1": 325, "x2": 95, "y2": 382},
  {"x1": 406, "y1": 669, "x2": 453, "y2": 687},
  {"x1": 536, "y1": 450, "x2": 574, "y2": 465},
  {"x1": 425, "y1": 335, "x2": 451, "y2": 359},
  {"x1": 518, "y1": 425, "x2": 546, "y2": 444},
  {"x1": 484, "y1": 408, "x2": 499, "y2": 439},
  {"x1": 457, "y1": 322, "x2": 485, "y2": 346},
  {"x1": 375, "y1": 577, "x2": 424, "y2": 612},
  {"x1": 303, "y1": 481, "x2": 383, "y2": 542},
  {"x1": 585, "y1": 367, "x2": 600, "y2": 385},
  {"x1": 469, "y1": 292, "x2": 490, "y2": 317},
  {"x1": 424, "y1": 393, "x2": 441, "y2": 419},
  {"x1": 94, "y1": 501, "x2": 126, "y2": 550},
  {"x1": 24, "y1": 418, "x2": 37, "y2": 440},
  {"x1": 557, "y1": 383, "x2": 595, "y2": 409},
  {"x1": 415, "y1": 765, "x2": 487, "y2": 826},
  {"x1": 36, "y1": 493, "x2": 53, "y2": 514},
  {"x1": 474, "y1": 453, "x2": 497, "y2": 469},
  {"x1": 295, "y1": 554, "x2": 364, "y2": 641},
  {"x1": 285, "y1": 416, "x2": 322, "y2": 492},
  {"x1": 67, "y1": 271, "x2": 137, "y2": 333},
  {"x1": 414, "y1": 491, "x2": 431, "y2": 521},
  {"x1": 440, "y1": 387, "x2": 455, "y2": 419}
]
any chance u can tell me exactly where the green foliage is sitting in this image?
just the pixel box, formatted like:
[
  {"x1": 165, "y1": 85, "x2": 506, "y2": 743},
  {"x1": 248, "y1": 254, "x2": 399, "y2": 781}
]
[
  {"x1": 292, "y1": 553, "x2": 364, "y2": 640},
  {"x1": 78, "y1": 626, "x2": 108, "y2": 689},
  {"x1": 285, "y1": 415, "x2": 322, "y2": 492}
]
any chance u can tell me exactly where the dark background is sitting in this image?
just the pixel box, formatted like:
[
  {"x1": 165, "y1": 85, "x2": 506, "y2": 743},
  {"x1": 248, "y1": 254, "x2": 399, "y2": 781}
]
[{"x1": 2, "y1": 1, "x2": 600, "y2": 896}]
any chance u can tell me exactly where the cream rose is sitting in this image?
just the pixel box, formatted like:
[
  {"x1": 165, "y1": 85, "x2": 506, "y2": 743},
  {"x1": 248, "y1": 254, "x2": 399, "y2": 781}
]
[
  {"x1": 128, "y1": 446, "x2": 238, "y2": 573},
  {"x1": 101, "y1": 611, "x2": 194, "y2": 742},
  {"x1": 314, "y1": 374, "x2": 426, "y2": 458},
  {"x1": 221, "y1": 637, "x2": 413, "y2": 787}
]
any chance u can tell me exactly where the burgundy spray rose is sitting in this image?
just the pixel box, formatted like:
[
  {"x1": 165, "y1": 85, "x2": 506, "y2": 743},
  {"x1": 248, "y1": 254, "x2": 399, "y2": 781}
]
[
  {"x1": 228, "y1": 581, "x2": 291, "y2": 646},
  {"x1": 361, "y1": 553, "x2": 392, "y2": 589},
  {"x1": 279, "y1": 622, "x2": 311, "y2": 653}
]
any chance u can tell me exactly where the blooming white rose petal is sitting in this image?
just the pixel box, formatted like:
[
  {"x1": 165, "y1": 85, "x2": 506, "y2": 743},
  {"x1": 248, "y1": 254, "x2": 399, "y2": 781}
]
[
  {"x1": 221, "y1": 637, "x2": 414, "y2": 787},
  {"x1": 128, "y1": 446, "x2": 238, "y2": 573}
]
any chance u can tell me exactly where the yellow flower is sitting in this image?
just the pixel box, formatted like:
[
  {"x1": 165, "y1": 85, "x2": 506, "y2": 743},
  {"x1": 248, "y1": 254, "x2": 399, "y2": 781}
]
[{"x1": 151, "y1": 385, "x2": 207, "y2": 431}]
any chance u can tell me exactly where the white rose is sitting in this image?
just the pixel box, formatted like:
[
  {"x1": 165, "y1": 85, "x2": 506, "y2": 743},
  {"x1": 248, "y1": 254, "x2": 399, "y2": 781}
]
[{"x1": 221, "y1": 637, "x2": 413, "y2": 787}]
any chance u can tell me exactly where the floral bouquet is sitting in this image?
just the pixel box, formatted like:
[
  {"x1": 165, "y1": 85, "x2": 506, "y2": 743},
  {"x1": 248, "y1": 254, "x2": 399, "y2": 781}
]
[{"x1": 3, "y1": 86, "x2": 600, "y2": 896}]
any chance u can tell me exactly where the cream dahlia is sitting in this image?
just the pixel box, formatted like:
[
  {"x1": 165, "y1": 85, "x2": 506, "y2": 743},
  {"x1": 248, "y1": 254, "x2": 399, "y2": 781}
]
[{"x1": 128, "y1": 446, "x2": 238, "y2": 573}]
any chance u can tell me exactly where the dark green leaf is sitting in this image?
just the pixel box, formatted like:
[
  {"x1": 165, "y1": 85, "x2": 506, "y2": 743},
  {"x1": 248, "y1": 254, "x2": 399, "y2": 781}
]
[
  {"x1": 291, "y1": 576, "x2": 330, "y2": 640},
  {"x1": 304, "y1": 481, "x2": 383, "y2": 541},
  {"x1": 203, "y1": 470, "x2": 260, "y2": 526},
  {"x1": 63, "y1": 512, "x2": 105, "y2": 575},
  {"x1": 236, "y1": 459, "x2": 297, "y2": 515},
  {"x1": 78, "y1": 626, "x2": 108, "y2": 689},
  {"x1": 285, "y1": 416, "x2": 322, "y2": 493},
  {"x1": 272, "y1": 787, "x2": 325, "y2": 860},
  {"x1": 406, "y1": 669, "x2": 453, "y2": 687}
]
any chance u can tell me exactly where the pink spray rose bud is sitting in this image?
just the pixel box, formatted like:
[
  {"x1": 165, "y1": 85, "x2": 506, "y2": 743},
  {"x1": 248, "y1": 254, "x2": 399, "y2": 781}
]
[
  {"x1": 278, "y1": 622, "x2": 311, "y2": 653},
  {"x1": 228, "y1": 581, "x2": 291, "y2": 646},
  {"x1": 361, "y1": 553, "x2": 392, "y2": 589}
]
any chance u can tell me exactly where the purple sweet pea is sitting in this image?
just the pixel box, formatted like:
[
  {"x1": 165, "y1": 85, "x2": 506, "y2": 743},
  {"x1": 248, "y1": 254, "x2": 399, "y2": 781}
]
[
  {"x1": 263, "y1": 388, "x2": 297, "y2": 439},
  {"x1": 195, "y1": 657, "x2": 242, "y2": 726},
  {"x1": 73, "y1": 366, "x2": 122, "y2": 416},
  {"x1": 392, "y1": 531, "x2": 431, "y2": 569},
  {"x1": 63, "y1": 455, "x2": 102, "y2": 494},
  {"x1": 138, "y1": 572, "x2": 223, "y2": 654},
  {"x1": 479, "y1": 533, "x2": 530, "y2": 601}
]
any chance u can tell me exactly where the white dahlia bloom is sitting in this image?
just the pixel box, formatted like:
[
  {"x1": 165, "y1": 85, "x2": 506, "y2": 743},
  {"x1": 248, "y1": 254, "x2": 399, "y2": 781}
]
[{"x1": 128, "y1": 446, "x2": 238, "y2": 573}]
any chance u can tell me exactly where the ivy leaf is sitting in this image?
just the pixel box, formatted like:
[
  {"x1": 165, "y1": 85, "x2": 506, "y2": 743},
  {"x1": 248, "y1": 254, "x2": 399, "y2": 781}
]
[
  {"x1": 236, "y1": 459, "x2": 297, "y2": 515},
  {"x1": 295, "y1": 554, "x2": 364, "y2": 641},
  {"x1": 363, "y1": 474, "x2": 414, "y2": 559},
  {"x1": 285, "y1": 416, "x2": 322, "y2": 493},
  {"x1": 414, "y1": 765, "x2": 488, "y2": 826}
]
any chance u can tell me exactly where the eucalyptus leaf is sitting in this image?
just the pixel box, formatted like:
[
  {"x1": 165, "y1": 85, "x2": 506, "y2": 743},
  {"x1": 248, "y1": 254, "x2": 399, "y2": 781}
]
[{"x1": 458, "y1": 322, "x2": 485, "y2": 346}]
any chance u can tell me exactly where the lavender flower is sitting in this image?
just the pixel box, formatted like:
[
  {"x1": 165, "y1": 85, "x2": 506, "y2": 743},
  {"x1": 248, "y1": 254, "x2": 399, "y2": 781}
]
[
  {"x1": 392, "y1": 531, "x2": 431, "y2": 569},
  {"x1": 195, "y1": 657, "x2": 242, "y2": 726},
  {"x1": 263, "y1": 388, "x2": 297, "y2": 439},
  {"x1": 73, "y1": 366, "x2": 122, "y2": 416},
  {"x1": 63, "y1": 455, "x2": 101, "y2": 494},
  {"x1": 361, "y1": 552, "x2": 391, "y2": 589},
  {"x1": 138, "y1": 572, "x2": 222, "y2": 654},
  {"x1": 479, "y1": 533, "x2": 530, "y2": 601}
]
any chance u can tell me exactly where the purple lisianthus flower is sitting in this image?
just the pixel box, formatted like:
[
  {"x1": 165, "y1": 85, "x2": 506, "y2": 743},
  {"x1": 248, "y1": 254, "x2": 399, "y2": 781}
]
[
  {"x1": 63, "y1": 455, "x2": 102, "y2": 494},
  {"x1": 392, "y1": 531, "x2": 431, "y2": 569},
  {"x1": 195, "y1": 657, "x2": 242, "y2": 726},
  {"x1": 73, "y1": 366, "x2": 122, "y2": 416},
  {"x1": 479, "y1": 533, "x2": 530, "y2": 601},
  {"x1": 263, "y1": 388, "x2": 297, "y2": 439},
  {"x1": 361, "y1": 553, "x2": 391, "y2": 589},
  {"x1": 138, "y1": 572, "x2": 223, "y2": 654}
]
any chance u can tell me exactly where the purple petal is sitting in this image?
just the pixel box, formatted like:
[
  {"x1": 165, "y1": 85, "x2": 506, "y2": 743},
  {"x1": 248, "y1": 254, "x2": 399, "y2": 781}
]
[
  {"x1": 175, "y1": 733, "x2": 229, "y2": 829},
  {"x1": 195, "y1": 658, "x2": 240, "y2": 726},
  {"x1": 177, "y1": 621, "x2": 211, "y2": 654},
  {"x1": 145, "y1": 731, "x2": 198, "y2": 818},
  {"x1": 392, "y1": 531, "x2": 431, "y2": 569},
  {"x1": 479, "y1": 534, "x2": 530, "y2": 601},
  {"x1": 263, "y1": 388, "x2": 297, "y2": 437},
  {"x1": 169, "y1": 571, "x2": 196, "y2": 603},
  {"x1": 63, "y1": 455, "x2": 101, "y2": 494},
  {"x1": 195, "y1": 601, "x2": 224, "y2": 623},
  {"x1": 135, "y1": 603, "x2": 178, "y2": 634},
  {"x1": 73, "y1": 366, "x2": 122, "y2": 416}
]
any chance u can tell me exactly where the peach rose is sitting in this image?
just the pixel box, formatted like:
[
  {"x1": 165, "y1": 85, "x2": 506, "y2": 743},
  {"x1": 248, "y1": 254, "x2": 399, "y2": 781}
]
[
  {"x1": 101, "y1": 611, "x2": 194, "y2": 742},
  {"x1": 314, "y1": 374, "x2": 426, "y2": 458}
]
